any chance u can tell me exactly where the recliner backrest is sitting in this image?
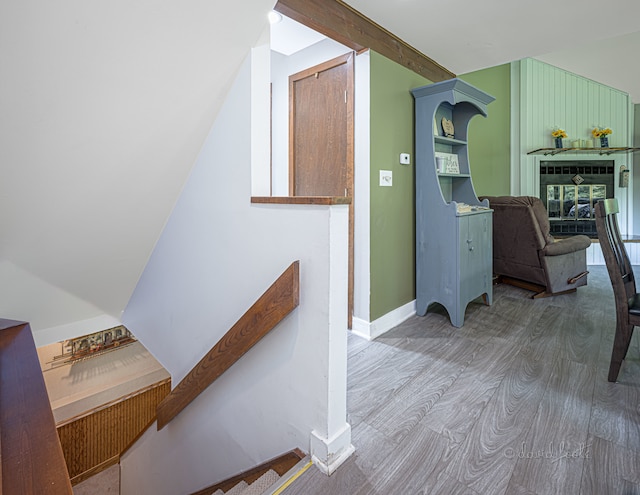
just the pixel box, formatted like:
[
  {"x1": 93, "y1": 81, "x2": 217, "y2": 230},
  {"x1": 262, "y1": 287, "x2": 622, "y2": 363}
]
[{"x1": 481, "y1": 196, "x2": 553, "y2": 264}]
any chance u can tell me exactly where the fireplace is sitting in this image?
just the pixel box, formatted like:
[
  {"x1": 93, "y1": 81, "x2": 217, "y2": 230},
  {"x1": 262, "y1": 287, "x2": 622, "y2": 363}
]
[{"x1": 539, "y1": 160, "x2": 614, "y2": 238}]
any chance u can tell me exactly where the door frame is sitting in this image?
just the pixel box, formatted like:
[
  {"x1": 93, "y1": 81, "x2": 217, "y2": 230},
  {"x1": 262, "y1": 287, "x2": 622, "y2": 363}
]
[{"x1": 288, "y1": 51, "x2": 355, "y2": 327}]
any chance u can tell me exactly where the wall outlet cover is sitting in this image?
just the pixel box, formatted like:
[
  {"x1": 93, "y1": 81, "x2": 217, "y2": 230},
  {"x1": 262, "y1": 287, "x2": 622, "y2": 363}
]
[
  {"x1": 380, "y1": 170, "x2": 392, "y2": 186},
  {"x1": 400, "y1": 153, "x2": 410, "y2": 165}
]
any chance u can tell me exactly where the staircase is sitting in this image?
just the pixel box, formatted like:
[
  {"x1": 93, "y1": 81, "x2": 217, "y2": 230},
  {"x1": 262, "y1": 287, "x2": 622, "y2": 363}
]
[
  {"x1": 190, "y1": 449, "x2": 310, "y2": 495},
  {"x1": 212, "y1": 469, "x2": 280, "y2": 495}
]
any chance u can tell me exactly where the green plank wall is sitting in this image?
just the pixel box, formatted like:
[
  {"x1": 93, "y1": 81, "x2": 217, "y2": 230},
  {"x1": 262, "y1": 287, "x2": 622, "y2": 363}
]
[
  {"x1": 518, "y1": 58, "x2": 632, "y2": 196},
  {"x1": 369, "y1": 51, "x2": 431, "y2": 321},
  {"x1": 460, "y1": 64, "x2": 511, "y2": 197}
]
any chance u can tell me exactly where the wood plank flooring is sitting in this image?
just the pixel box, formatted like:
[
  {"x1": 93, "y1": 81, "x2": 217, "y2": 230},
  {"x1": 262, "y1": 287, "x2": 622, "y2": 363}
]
[{"x1": 285, "y1": 266, "x2": 640, "y2": 495}]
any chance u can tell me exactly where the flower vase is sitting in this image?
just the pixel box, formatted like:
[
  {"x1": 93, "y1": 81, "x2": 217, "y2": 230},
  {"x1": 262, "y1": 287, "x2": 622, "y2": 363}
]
[
  {"x1": 554, "y1": 137, "x2": 563, "y2": 149},
  {"x1": 600, "y1": 136, "x2": 609, "y2": 148}
]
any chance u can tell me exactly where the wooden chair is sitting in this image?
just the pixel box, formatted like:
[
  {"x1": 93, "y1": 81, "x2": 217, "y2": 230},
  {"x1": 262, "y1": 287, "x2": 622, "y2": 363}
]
[{"x1": 594, "y1": 198, "x2": 640, "y2": 382}]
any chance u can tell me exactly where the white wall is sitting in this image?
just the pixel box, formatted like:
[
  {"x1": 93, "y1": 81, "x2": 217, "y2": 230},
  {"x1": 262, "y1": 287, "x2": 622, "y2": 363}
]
[
  {"x1": 120, "y1": 54, "x2": 352, "y2": 495},
  {"x1": 353, "y1": 51, "x2": 371, "y2": 325},
  {"x1": 270, "y1": 39, "x2": 352, "y2": 195},
  {"x1": 0, "y1": 0, "x2": 274, "y2": 341},
  {"x1": 516, "y1": 58, "x2": 634, "y2": 234},
  {"x1": 634, "y1": 104, "x2": 640, "y2": 235}
]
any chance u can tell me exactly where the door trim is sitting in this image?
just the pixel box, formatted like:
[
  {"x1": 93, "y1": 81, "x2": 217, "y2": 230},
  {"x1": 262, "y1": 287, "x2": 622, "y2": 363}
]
[{"x1": 288, "y1": 51, "x2": 355, "y2": 327}]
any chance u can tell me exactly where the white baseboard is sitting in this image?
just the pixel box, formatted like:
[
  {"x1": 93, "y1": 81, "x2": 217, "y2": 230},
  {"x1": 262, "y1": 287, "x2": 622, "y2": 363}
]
[
  {"x1": 310, "y1": 424, "x2": 354, "y2": 476},
  {"x1": 351, "y1": 299, "x2": 416, "y2": 341}
]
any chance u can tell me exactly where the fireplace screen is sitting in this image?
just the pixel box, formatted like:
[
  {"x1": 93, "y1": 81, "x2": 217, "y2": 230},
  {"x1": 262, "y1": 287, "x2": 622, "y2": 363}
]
[{"x1": 546, "y1": 184, "x2": 606, "y2": 220}]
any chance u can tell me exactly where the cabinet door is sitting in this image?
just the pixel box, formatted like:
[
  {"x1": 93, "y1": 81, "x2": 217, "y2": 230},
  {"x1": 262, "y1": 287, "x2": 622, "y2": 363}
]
[{"x1": 459, "y1": 213, "x2": 492, "y2": 303}]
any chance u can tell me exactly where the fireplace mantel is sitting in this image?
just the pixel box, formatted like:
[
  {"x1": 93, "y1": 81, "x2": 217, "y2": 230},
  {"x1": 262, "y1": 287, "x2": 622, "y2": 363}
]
[{"x1": 528, "y1": 147, "x2": 640, "y2": 156}]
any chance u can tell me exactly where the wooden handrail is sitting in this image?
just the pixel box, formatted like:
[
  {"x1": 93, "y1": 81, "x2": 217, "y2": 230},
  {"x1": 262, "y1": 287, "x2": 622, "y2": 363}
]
[
  {"x1": 156, "y1": 261, "x2": 300, "y2": 430},
  {"x1": 0, "y1": 319, "x2": 73, "y2": 494}
]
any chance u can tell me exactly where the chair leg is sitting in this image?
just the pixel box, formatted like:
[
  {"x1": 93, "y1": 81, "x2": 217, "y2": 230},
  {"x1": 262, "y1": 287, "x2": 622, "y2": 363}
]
[{"x1": 608, "y1": 321, "x2": 635, "y2": 382}]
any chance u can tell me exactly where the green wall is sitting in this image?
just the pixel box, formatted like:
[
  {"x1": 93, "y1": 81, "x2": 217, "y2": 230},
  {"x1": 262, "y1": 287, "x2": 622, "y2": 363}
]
[
  {"x1": 368, "y1": 56, "x2": 511, "y2": 322},
  {"x1": 369, "y1": 51, "x2": 431, "y2": 321},
  {"x1": 460, "y1": 64, "x2": 511, "y2": 197}
]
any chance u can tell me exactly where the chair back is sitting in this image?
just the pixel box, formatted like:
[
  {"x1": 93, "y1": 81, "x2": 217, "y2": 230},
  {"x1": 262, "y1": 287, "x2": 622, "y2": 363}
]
[{"x1": 594, "y1": 199, "x2": 636, "y2": 305}]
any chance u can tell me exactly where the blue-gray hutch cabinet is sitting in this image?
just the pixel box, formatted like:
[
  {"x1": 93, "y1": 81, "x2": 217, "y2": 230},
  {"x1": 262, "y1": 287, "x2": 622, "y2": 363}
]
[{"x1": 411, "y1": 78, "x2": 494, "y2": 327}]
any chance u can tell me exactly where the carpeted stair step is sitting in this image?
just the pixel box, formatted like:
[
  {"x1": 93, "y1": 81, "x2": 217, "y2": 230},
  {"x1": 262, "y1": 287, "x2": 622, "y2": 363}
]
[
  {"x1": 211, "y1": 468, "x2": 281, "y2": 495},
  {"x1": 239, "y1": 469, "x2": 280, "y2": 495},
  {"x1": 224, "y1": 480, "x2": 248, "y2": 495}
]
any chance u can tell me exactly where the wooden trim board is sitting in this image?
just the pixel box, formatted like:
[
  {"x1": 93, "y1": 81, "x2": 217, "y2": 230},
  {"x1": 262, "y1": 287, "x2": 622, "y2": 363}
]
[
  {"x1": 0, "y1": 319, "x2": 73, "y2": 494},
  {"x1": 274, "y1": 0, "x2": 454, "y2": 82},
  {"x1": 156, "y1": 261, "x2": 300, "y2": 430}
]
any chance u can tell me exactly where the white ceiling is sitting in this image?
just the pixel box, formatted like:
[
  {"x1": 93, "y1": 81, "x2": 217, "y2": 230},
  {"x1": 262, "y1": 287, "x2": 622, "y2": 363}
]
[
  {"x1": 271, "y1": 14, "x2": 326, "y2": 56},
  {"x1": 342, "y1": 0, "x2": 640, "y2": 103}
]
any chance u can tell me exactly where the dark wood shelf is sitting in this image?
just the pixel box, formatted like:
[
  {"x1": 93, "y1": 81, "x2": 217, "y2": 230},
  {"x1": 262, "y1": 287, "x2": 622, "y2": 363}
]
[
  {"x1": 528, "y1": 147, "x2": 640, "y2": 156},
  {"x1": 251, "y1": 196, "x2": 351, "y2": 205}
]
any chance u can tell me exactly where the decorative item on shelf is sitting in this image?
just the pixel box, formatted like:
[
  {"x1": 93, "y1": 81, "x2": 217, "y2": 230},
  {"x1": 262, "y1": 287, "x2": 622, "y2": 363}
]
[
  {"x1": 592, "y1": 126, "x2": 612, "y2": 148},
  {"x1": 441, "y1": 117, "x2": 455, "y2": 138},
  {"x1": 551, "y1": 127, "x2": 567, "y2": 148},
  {"x1": 435, "y1": 152, "x2": 460, "y2": 174}
]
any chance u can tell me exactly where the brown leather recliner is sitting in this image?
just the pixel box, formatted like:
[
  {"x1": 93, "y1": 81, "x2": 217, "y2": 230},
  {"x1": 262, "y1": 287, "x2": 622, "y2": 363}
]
[{"x1": 481, "y1": 196, "x2": 591, "y2": 298}]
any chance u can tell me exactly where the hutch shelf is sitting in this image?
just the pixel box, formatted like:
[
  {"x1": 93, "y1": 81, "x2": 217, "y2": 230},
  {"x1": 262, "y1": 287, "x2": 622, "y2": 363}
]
[{"x1": 411, "y1": 78, "x2": 494, "y2": 327}]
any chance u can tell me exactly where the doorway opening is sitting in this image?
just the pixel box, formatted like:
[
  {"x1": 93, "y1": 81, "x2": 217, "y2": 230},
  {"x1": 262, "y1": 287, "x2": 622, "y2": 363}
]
[{"x1": 270, "y1": 15, "x2": 356, "y2": 326}]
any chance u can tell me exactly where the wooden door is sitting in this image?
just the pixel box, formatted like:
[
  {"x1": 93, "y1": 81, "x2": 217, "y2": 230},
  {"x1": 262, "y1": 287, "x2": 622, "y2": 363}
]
[{"x1": 289, "y1": 52, "x2": 354, "y2": 327}]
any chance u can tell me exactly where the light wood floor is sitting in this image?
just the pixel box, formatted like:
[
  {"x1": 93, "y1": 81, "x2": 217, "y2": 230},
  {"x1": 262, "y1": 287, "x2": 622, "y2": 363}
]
[{"x1": 286, "y1": 265, "x2": 640, "y2": 495}]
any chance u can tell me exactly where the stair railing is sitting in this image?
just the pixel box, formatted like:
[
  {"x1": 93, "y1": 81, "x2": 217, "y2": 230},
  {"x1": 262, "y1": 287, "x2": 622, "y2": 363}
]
[
  {"x1": 0, "y1": 319, "x2": 73, "y2": 494},
  {"x1": 156, "y1": 261, "x2": 300, "y2": 430}
]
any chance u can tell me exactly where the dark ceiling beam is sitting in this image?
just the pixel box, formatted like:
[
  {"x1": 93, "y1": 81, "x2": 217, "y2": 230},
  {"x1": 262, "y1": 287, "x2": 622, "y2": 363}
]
[{"x1": 274, "y1": 0, "x2": 455, "y2": 82}]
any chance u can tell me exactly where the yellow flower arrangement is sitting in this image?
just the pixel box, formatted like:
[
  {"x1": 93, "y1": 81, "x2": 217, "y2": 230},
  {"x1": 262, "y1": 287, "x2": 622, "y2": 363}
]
[
  {"x1": 592, "y1": 127, "x2": 612, "y2": 138},
  {"x1": 551, "y1": 128, "x2": 568, "y2": 138}
]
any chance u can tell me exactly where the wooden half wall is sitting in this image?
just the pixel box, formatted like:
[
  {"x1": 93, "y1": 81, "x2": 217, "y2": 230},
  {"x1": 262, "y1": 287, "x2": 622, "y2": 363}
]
[{"x1": 57, "y1": 379, "x2": 171, "y2": 484}]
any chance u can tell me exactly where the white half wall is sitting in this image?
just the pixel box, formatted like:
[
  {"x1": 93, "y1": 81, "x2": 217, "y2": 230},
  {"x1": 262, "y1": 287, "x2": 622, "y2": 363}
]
[{"x1": 120, "y1": 54, "x2": 352, "y2": 495}]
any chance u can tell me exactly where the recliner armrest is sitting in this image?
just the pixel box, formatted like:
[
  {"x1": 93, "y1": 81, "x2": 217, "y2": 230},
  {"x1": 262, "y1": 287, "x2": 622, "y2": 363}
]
[{"x1": 543, "y1": 235, "x2": 591, "y2": 256}]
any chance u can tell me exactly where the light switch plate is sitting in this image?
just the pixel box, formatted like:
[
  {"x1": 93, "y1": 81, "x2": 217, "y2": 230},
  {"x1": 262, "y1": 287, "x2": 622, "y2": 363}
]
[
  {"x1": 380, "y1": 170, "x2": 392, "y2": 186},
  {"x1": 400, "y1": 153, "x2": 411, "y2": 165}
]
